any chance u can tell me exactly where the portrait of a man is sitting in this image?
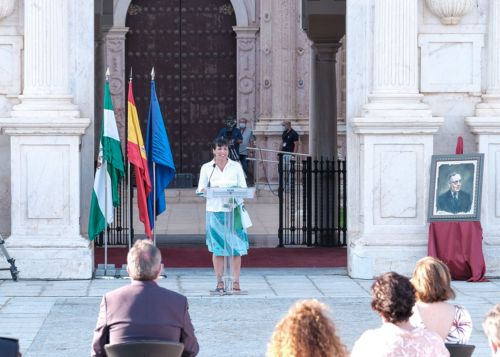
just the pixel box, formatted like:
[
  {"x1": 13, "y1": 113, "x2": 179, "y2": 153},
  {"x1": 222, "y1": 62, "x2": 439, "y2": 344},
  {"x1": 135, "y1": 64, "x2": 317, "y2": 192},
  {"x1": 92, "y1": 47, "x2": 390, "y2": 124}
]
[
  {"x1": 436, "y1": 172, "x2": 472, "y2": 214},
  {"x1": 428, "y1": 154, "x2": 484, "y2": 222}
]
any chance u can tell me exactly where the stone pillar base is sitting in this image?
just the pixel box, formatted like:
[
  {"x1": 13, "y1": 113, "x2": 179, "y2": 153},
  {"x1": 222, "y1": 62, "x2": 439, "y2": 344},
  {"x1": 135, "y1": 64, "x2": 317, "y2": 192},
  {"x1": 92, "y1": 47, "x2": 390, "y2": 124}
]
[
  {"x1": 483, "y1": 239, "x2": 500, "y2": 276},
  {"x1": 0, "y1": 236, "x2": 92, "y2": 279},
  {"x1": 348, "y1": 235, "x2": 428, "y2": 279}
]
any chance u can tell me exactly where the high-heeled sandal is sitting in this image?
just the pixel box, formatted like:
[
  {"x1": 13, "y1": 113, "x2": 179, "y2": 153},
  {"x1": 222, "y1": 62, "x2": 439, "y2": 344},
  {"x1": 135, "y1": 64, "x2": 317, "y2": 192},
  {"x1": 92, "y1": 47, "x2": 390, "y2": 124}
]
[{"x1": 215, "y1": 281, "x2": 225, "y2": 293}]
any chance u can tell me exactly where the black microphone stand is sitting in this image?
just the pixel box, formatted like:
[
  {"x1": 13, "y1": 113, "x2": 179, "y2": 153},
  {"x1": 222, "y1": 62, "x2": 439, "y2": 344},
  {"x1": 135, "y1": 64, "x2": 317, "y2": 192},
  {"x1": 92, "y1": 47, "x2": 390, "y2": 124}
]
[{"x1": 207, "y1": 163, "x2": 216, "y2": 188}]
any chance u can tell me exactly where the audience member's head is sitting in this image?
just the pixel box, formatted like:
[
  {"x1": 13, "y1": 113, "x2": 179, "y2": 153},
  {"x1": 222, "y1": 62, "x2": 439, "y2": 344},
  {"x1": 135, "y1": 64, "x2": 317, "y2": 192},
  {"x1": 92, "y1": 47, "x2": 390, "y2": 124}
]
[
  {"x1": 127, "y1": 239, "x2": 162, "y2": 281},
  {"x1": 411, "y1": 256, "x2": 455, "y2": 303},
  {"x1": 371, "y1": 272, "x2": 415, "y2": 324},
  {"x1": 483, "y1": 304, "x2": 500, "y2": 355},
  {"x1": 267, "y1": 299, "x2": 347, "y2": 357}
]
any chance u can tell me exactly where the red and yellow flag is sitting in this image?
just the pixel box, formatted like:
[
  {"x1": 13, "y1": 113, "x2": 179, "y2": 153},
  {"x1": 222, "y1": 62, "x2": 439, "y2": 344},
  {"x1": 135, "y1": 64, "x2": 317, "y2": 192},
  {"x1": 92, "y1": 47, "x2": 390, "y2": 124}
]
[{"x1": 127, "y1": 80, "x2": 152, "y2": 238}]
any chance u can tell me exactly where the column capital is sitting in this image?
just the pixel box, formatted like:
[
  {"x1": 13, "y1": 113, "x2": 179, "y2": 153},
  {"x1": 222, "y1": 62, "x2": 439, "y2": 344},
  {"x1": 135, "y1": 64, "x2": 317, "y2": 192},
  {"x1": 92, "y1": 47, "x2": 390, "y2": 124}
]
[
  {"x1": 312, "y1": 43, "x2": 341, "y2": 62},
  {"x1": 232, "y1": 26, "x2": 259, "y2": 38},
  {"x1": 105, "y1": 26, "x2": 129, "y2": 39}
]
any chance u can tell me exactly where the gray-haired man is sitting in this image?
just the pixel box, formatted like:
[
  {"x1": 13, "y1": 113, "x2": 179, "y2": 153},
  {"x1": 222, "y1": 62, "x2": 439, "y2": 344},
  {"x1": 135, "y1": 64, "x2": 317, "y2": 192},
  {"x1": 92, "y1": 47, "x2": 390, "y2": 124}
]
[{"x1": 91, "y1": 240, "x2": 199, "y2": 357}]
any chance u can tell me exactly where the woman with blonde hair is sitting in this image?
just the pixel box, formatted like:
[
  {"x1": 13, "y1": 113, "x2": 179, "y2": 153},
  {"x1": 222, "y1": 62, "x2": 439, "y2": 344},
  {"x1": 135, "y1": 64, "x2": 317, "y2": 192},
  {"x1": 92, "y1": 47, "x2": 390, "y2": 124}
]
[
  {"x1": 267, "y1": 299, "x2": 348, "y2": 357},
  {"x1": 410, "y1": 256, "x2": 472, "y2": 344}
]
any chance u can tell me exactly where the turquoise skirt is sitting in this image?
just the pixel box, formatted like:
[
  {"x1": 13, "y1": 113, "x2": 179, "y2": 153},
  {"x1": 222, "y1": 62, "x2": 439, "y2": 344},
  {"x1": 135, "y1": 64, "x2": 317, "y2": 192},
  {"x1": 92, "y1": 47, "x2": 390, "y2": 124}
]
[{"x1": 206, "y1": 211, "x2": 249, "y2": 256}]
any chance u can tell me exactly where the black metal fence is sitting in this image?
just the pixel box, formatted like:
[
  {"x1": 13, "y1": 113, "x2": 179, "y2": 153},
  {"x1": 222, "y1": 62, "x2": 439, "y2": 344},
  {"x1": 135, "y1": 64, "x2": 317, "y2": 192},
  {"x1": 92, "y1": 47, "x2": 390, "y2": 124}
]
[
  {"x1": 278, "y1": 154, "x2": 346, "y2": 247},
  {"x1": 95, "y1": 180, "x2": 132, "y2": 246}
]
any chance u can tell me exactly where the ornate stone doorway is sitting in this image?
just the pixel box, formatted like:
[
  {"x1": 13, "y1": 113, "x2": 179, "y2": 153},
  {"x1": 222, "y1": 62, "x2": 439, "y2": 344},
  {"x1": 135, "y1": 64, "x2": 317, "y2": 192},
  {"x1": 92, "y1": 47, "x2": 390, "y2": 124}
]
[{"x1": 125, "y1": 0, "x2": 237, "y2": 177}]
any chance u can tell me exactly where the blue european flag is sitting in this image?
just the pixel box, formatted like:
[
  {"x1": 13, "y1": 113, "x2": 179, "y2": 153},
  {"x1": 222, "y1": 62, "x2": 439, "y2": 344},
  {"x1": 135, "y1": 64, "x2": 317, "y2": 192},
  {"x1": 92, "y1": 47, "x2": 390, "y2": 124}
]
[{"x1": 145, "y1": 80, "x2": 176, "y2": 230}]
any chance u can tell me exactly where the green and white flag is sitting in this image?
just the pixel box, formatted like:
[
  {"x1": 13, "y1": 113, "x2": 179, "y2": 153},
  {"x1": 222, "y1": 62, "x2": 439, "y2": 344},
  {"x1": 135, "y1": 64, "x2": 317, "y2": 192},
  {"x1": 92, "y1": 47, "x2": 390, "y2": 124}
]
[{"x1": 88, "y1": 80, "x2": 125, "y2": 241}]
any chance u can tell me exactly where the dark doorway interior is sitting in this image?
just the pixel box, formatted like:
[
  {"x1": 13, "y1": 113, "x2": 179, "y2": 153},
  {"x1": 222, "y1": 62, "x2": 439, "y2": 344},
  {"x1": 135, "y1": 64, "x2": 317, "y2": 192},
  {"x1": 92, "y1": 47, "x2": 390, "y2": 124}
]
[{"x1": 125, "y1": 0, "x2": 237, "y2": 179}]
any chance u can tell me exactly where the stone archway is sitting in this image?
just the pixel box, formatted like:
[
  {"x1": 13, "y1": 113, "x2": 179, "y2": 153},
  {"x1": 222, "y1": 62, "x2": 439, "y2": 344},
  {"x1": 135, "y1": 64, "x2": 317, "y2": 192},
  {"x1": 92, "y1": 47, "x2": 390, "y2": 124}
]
[{"x1": 105, "y1": 0, "x2": 258, "y2": 144}]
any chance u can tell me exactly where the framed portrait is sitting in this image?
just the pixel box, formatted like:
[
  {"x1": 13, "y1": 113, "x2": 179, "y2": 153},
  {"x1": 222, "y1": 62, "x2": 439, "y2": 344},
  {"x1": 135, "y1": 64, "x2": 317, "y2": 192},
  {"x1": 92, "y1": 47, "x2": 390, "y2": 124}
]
[{"x1": 428, "y1": 154, "x2": 484, "y2": 222}]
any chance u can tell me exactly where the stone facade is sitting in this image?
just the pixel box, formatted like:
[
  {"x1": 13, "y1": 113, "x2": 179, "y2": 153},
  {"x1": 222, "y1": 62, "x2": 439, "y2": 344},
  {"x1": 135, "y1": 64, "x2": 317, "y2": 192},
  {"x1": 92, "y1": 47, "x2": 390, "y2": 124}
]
[
  {"x1": 0, "y1": 0, "x2": 498, "y2": 279},
  {"x1": 346, "y1": 0, "x2": 500, "y2": 278}
]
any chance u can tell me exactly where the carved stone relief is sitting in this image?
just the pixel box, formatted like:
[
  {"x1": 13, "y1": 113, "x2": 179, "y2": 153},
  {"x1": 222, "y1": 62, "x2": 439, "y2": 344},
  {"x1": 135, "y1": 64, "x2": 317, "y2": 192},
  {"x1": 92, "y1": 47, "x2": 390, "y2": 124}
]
[
  {"x1": 234, "y1": 27, "x2": 258, "y2": 125},
  {"x1": 105, "y1": 27, "x2": 128, "y2": 144}
]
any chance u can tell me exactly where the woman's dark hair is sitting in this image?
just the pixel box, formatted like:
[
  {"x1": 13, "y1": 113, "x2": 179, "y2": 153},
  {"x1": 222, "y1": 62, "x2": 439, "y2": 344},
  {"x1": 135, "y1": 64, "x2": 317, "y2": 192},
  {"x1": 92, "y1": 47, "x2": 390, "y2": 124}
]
[
  {"x1": 212, "y1": 137, "x2": 229, "y2": 150},
  {"x1": 371, "y1": 272, "x2": 416, "y2": 324}
]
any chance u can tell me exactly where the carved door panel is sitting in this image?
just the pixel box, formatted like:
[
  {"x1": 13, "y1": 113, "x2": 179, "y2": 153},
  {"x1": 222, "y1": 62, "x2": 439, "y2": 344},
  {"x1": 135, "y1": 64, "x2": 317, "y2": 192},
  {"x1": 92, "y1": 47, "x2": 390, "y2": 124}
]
[{"x1": 125, "y1": 0, "x2": 236, "y2": 178}]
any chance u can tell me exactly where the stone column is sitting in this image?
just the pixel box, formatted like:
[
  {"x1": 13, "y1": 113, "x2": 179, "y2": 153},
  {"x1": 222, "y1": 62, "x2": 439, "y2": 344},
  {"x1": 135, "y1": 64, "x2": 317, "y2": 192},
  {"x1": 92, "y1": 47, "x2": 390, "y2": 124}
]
[
  {"x1": 349, "y1": 0, "x2": 443, "y2": 279},
  {"x1": 0, "y1": 0, "x2": 91, "y2": 279},
  {"x1": 14, "y1": 0, "x2": 78, "y2": 112},
  {"x1": 363, "y1": 0, "x2": 429, "y2": 114},
  {"x1": 233, "y1": 26, "x2": 259, "y2": 126},
  {"x1": 465, "y1": 0, "x2": 500, "y2": 276},
  {"x1": 310, "y1": 43, "x2": 339, "y2": 159},
  {"x1": 105, "y1": 27, "x2": 129, "y2": 147}
]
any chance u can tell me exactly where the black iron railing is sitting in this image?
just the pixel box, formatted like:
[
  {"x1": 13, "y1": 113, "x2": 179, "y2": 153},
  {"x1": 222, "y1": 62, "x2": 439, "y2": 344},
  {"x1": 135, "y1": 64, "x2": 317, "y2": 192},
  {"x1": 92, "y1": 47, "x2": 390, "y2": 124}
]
[
  {"x1": 278, "y1": 154, "x2": 346, "y2": 247},
  {"x1": 95, "y1": 180, "x2": 132, "y2": 246}
]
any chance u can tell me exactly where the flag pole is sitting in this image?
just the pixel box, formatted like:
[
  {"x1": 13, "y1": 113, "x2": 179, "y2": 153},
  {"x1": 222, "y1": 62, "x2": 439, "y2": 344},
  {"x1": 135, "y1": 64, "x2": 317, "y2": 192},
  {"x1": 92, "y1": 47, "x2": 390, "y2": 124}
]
[
  {"x1": 151, "y1": 67, "x2": 157, "y2": 246},
  {"x1": 104, "y1": 68, "x2": 110, "y2": 273},
  {"x1": 127, "y1": 67, "x2": 133, "y2": 250},
  {"x1": 104, "y1": 160, "x2": 109, "y2": 271},
  {"x1": 153, "y1": 162, "x2": 157, "y2": 246}
]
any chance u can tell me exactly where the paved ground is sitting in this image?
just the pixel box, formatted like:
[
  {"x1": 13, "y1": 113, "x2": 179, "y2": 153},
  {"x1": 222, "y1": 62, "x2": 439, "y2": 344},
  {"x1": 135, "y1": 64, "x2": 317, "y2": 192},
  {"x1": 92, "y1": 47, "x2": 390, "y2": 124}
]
[{"x1": 0, "y1": 268, "x2": 498, "y2": 356}]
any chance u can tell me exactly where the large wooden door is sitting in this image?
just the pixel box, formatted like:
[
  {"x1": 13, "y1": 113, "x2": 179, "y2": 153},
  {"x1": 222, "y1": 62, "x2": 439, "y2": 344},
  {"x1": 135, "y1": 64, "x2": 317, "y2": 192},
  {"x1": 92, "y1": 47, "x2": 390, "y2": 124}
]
[{"x1": 125, "y1": 0, "x2": 237, "y2": 179}]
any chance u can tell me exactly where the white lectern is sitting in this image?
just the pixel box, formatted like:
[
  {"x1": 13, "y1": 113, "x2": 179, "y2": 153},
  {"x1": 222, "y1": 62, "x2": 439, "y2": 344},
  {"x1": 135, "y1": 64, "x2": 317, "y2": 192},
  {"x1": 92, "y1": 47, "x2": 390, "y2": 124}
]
[{"x1": 206, "y1": 187, "x2": 255, "y2": 295}]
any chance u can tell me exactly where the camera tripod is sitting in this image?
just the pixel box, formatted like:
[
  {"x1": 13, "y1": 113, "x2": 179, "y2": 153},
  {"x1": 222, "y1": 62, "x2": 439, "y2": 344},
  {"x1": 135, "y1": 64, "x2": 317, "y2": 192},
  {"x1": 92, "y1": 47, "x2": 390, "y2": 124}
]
[{"x1": 0, "y1": 235, "x2": 19, "y2": 281}]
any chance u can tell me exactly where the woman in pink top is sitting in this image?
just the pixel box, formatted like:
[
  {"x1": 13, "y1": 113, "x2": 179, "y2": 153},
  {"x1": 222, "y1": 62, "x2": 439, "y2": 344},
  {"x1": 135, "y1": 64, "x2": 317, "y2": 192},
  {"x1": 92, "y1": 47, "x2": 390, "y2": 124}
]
[
  {"x1": 410, "y1": 257, "x2": 472, "y2": 344},
  {"x1": 351, "y1": 272, "x2": 449, "y2": 357}
]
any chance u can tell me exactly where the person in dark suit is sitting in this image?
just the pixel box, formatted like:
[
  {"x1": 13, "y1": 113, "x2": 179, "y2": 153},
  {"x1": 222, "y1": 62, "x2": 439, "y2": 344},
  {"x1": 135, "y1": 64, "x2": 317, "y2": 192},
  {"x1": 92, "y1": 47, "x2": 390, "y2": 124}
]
[
  {"x1": 436, "y1": 172, "x2": 472, "y2": 214},
  {"x1": 91, "y1": 240, "x2": 199, "y2": 357}
]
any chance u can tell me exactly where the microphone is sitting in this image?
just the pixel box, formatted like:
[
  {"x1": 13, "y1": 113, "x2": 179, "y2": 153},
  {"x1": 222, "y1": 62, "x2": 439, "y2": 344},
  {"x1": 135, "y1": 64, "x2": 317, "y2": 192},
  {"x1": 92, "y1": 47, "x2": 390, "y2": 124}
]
[{"x1": 207, "y1": 163, "x2": 216, "y2": 188}]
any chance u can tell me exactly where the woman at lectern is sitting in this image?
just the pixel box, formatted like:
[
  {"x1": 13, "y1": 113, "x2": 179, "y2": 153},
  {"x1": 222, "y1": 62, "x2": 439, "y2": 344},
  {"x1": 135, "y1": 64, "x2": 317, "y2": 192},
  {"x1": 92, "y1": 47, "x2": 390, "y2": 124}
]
[{"x1": 196, "y1": 137, "x2": 248, "y2": 293}]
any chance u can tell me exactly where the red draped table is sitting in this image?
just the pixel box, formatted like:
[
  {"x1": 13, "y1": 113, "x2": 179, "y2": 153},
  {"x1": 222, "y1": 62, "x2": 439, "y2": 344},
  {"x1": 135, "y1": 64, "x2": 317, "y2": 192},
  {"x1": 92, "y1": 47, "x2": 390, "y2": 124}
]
[{"x1": 428, "y1": 221, "x2": 486, "y2": 281}]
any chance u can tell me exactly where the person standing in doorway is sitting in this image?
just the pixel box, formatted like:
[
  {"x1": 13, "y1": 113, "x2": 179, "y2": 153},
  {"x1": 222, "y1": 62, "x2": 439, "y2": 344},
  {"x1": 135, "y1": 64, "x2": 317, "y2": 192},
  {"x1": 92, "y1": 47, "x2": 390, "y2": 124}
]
[
  {"x1": 238, "y1": 118, "x2": 254, "y2": 176},
  {"x1": 281, "y1": 121, "x2": 299, "y2": 188}
]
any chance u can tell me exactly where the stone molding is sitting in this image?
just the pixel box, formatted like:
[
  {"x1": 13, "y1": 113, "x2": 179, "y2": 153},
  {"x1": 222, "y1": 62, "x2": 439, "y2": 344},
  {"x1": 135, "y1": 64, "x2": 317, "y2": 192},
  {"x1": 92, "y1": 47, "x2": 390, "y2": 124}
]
[
  {"x1": 352, "y1": 116, "x2": 444, "y2": 135},
  {"x1": 425, "y1": 0, "x2": 476, "y2": 25},
  {"x1": 0, "y1": 117, "x2": 90, "y2": 136}
]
